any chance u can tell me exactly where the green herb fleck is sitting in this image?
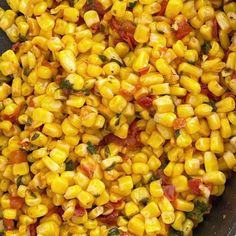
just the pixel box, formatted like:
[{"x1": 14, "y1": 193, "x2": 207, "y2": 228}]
[
  {"x1": 87, "y1": 141, "x2": 97, "y2": 154},
  {"x1": 110, "y1": 58, "x2": 125, "y2": 67},
  {"x1": 16, "y1": 176, "x2": 23, "y2": 188},
  {"x1": 65, "y1": 160, "x2": 75, "y2": 171},
  {"x1": 201, "y1": 41, "x2": 212, "y2": 54},
  {"x1": 23, "y1": 67, "x2": 32, "y2": 76},
  {"x1": 25, "y1": 117, "x2": 33, "y2": 126},
  {"x1": 108, "y1": 227, "x2": 120, "y2": 236},
  {"x1": 60, "y1": 80, "x2": 73, "y2": 90},
  {"x1": 30, "y1": 191, "x2": 37, "y2": 198},
  {"x1": 104, "y1": 145, "x2": 111, "y2": 158},
  {"x1": 128, "y1": 1, "x2": 137, "y2": 9},
  {"x1": 80, "y1": 88, "x2": 91, "y2": 96},
  {"x1": 175, "y1": 129, "x2": 181, "y2": 138},
  {"x1": 19, "y1": 35, "x2": 27, "y2": 42},
  {"x1": 31, "y1": 133, "x2": 40, "y2": 141},
  {"x1": 99, "y1": 55, "x2": 108, "y2": 62},
  {"x1": 168, "y1": 227, "x2": 184, "y2": 236},
  {"x1": 105, "y1": 162, "x2": 116, "y2": 171},
  {"x1": 140, "y1": 197, "x2": 149, "y2": 205},
  {"x1": 204, "y1": 99, "x2": 216, "y2": 112},
  {"x1": 4, "y1": 75, "x2": 13, "y2": 84}
]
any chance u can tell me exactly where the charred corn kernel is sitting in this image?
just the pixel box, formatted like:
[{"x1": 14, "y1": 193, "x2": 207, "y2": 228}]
[
  {"x1": 207, "y1": 113, "x2": 221, "y2": 130},
  {"x1": 150, "y1": 83, "x2": 170, "y2": 95},
  {"x1": 210, "y1": 130, "x2": 224, "y2": 153},
  {"x1": 223, "y1": 151, "x2": 236, "y2": 170},
  {"x1": 141, "y1": 201, "x2": 160, "y2": 218},
  {"x1": 180, "y1": 76, "x2": 201, "y2": 94},
  {"x1": 37, "y1": 221, "x2": 60, "y2": 236},
  {"x1": 155, "y1": 58, "x2": 172, "y2": 75},
  {"x1": 77, "y1": 190, "x2": 94, "y2": 208},
  {"x1": 204, "y1": 152, "x2": 219, "y2": 172},
  {"x1": 51, "y1": 176, "x2": 69, "y2": 194},
  {"x1": 109, "y1": 95, "x2": 127, "y2": 113},
  {"x1": 150, "y1": 180, "x2": 163, "y2": 197},
  {"x1": 172, "y1": 175, "x2": 188, "y2": 192},
  {"x1": 216, "y1": 97, "x2": 235, "y2": 113},
  {"x1": 128, "y1": 215, "x2": 145, "y2": 236},
  {"x1": 154, "y1": 95, "x2": 174, "y2": 113},
  {"x1": 203, "y1": 171, "x2": 226, "y2": 185},
  {"x1": 195, "y1": 104, "x2": 213, "y2": 117},
  {"x1": 134, "y1": 24, "x2": 150, "y2": 43},
  {"x1": 195, "y1": 137, "x2": 210, "y2": 151},
  {"x1": 125, "y1": 201, "x2": 139, "y2": 217},
  {"x1": 27, "y1": 204, "x2": 48, "y2": 218},
  {"x1": 12, "y1": 162, "x2": 29, "y2": 176}
]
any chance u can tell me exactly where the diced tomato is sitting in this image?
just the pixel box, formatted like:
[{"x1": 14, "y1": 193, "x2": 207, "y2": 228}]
[
  {"x1": 158, "y1": 0, "x2": 168, "y2": 16},
  {"x1": 74, "y1": 204, "x2": 86, "y2": 217},
  {"x1": 163, "y1": 185, "x2": 177, "y2": 202},
  {"x1": 137, "y1": 95, "x2": 155, "y2": 109},
  {"x1": 8, "y1": 150, "x2": 27, "y2": 164},
  {"x1": 99, "y1": 133, "x2": 125, "y2": 147},
  {"x1": 85, "y1": 0, "x2": 106, "y2": 17},
  {"x1": 98, "y1": 210, "x2": 119, "y2": 225},
  {"x1": 80, "y1": 164, "x2": 94, "y2": 178},
  {"x1": 119, "y1": 89, "x2": 134, "y2": 98},
  {"x1": 158, "y1": 169, "x2": 169, "y2": 185},
  {"x1": 3, "y1": 219, "x2": 15, "y2": 230},
  {"x1": 138, "y1": 66, "x2": 150, "y2": 76},
  {"x1": 11, "y1": 42, "x2": 21, "y2": 52},
  {"x1": 188, "y1": 178, "x2": 202, "y2": 195},
  {"x1": 105, "y1": 199, "x2": 124, "y2": 209},
  {"x1": 47, "y1": 206, "x2": 64, "y2": 216},
  {"x1": 175, "y1": 20, "x2": 192, "y2": 40},
  {"x1": 29, "y1": 222, "x2": 38, "y2": 236},
  {"x1": 173, "y1": 118, "x2": 186, "y2": 130},
  {"x1": 90, "y1": 22, "x2": 100, "y2": 33},
  {"x1": 10, "y1": 196, "x2": 24, "y2": 210},
  {"x1": 212, "y1": 19, "x2": 218, "y2": 38},
  {"x1": 125, "y1": 120, "x2": 142, "y2": 150}
]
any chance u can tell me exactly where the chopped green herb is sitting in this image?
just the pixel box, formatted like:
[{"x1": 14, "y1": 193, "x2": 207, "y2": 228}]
[
  {"x1": 105, "y1": 162, "x2": 116, "y2": 171},
  {"x1": 201, "y1": 41, "x2": 212, "y2": 54},
  {"x1": 108, "y1": 227, "x2": 120, "y2": 236},
  {"x1": 31, "y1": 133, "x2": 40, "y2": 141},
  {"x1": 175, "y1": 129, "x2": 181, "y2": 138},
  {"x1": 139, "y1": 197, "x2": 149, "y2": 205},
  {"x1": 128, "y1": 1, "x2": 137, "y2": 9},
  {"x1": 160, "y1": 157, "x2": 169, "y2": 169},
  {"x1": 19, "y1": 35, "x2": 27, "y2": 42},
  {"x1": 98, "y1": 55, "x2": 108, "y2": 62},
  {"x1": 87, "y1": 141, "x2": 97, "y2": 154},
  {"x1": 25, "y1": 117, "x2": 33, "y2": 126},
  {"x1": 168, "y1": 227, "x2": 184, "y2": 236},
  {"x1": 79, "y1": 88, "x2": 91, "y2": 96},
  {"x1": 115, "y1": 117, "x2": 120, "y2": 126},
  {"x1": 148, "y1": 174, "x2": 160, "y2": 183},
  {"x1": 204, "y1": 99, "x2": 216, "y2": 112},
  {"x1": 60, "y1": 80, "x2": 73, "y2": 90},
  {"x1": 16, "y1": 176, "x2": 23, "y2": 188},
  {"x1": 65, "y1": 160, "x2": 75, "y2": 171},
  {"x1": 23, "y1": 67, "x2": 32, "y2": 76},
  {"x1": 110, "y1": 58, "x2": 125, "y2": 67},
  {"x1": 104, "y1": 145, "x2": 111, "y2": 158}
]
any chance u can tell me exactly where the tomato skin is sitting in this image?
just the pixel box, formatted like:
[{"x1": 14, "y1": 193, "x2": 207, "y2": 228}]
[
  {"x1": 3, "y1": 219, "x2": 15, "y2": 230},
  {"x1": 47, "y1": 206, "x2": 64, "y2": 216},
  {"x1": 90, "y1": 23, "x2": 100, "y2": 33},
  {"x1": 8, "y1": 150, "x2": 27, "y2": 164},
  {"x1": 157, "y1": 169, "x2": 169, "y2": 185},
  {"x1": 29, "y1": 223, "x2": 38, "y2": 236},
  {"x1": 173, "y1": 118, "x2": 186, "y2": 130},
  {"x1": 188, "y1": 178, "x2": 202, "y2": 195},
  {"x1": 163, "y1": 185, "x2": 176, "y2": 202},
  {"x1": 175, "y1": 20, "x2": 192, "y2": 40},
  {"x1": 10, "y1": 196, "x2": 24, "y2": 210},
  {"x1": 138, "y1": 66, "x2": 150, "y2": 76},
  {"x1": 75, "y1": 204, "x2": 86, "y2": 217},
  {"x1": 137, "y1": 95, "x2": 154, "y2": 109},
  {"x1": 212, "y1": 19, "x2": 218, "y2": 38},
  {"x1": 85, "y1": 0, "x2": 106, "y2": 17},
  {"x1": 98, "y1": 210, "x2": 119, "y2": 225},
  {"x1": 158, "y1": 0, "x2": 168, "y2": 16}
]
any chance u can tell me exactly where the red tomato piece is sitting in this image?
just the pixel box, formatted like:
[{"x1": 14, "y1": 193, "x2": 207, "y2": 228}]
[
  {"x1": 137, "y1": 95, "x2": 155, "y2": 109},
  {"x1": 47, "y1": 206, "x2": 64, "y2": 216},
  {"x1": 85, "y1": 0, "x2": 106, "y2": 17},
  {"x1": 173, "y1": 118, "x2": 186, "y2": 130},
  {"x1": 11, "y1": 42, "x2": 21, "y2": 52},
  {"x1": 99, "y1": 133, "x2": 125, "y2": 147},
  {"x1": 75, "y1": 204, "x2": 86, "y2": 217},
  {"x1": 98, "y1": 210, "x2": 119, "y2": 225},
  {"x1": 8, "y1": 150, "x2": 27, "y2": 164},
  {"x1": 212, "y1": 19, "x2": 218, "y2": 38},
  {"x1": 3, "y1": 219, "x2": 15, "y2": 230},
  {"x1": 90, "y1": 22, "x2": 100, "y2": 33},
  {"x1": 175, "y1": 20, "x2": 192, "y2": 40},
  {"x1": 158, "y1": 0, "x2": 168, "y2": 16},
  {"x1": 158, "y1": 169, "x2": 169, "y2": 185},
  {"x1": 80, "y1": 164, "x2": 94, "y2": 178},
  {"x1": 29, "y1": 222, "x2": 38, "y2": 236},
  {"x1": 10, "y1": 196, "x2": 24, "y2": 210},
  {"x1": 163, "y1": 185, "x2": 177, "y2": 202},
  {"x1": 188, "y1": 178, "x2": 202, "y2": 195},
  {"x1": 138, "y1": 66, "x2": 150, "y2": 76}
]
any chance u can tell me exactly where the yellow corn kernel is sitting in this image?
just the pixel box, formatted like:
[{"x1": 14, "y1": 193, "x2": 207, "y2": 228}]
[
  {"x1": 203, "y1": 171, "x2": 226, "y2": 185},
  {"x1": 87, "y1": 179, "x2": 105, "y2": 197},
  {"x1": 13, "y1": 162, "x2": 29, "y2": 176},
  {"x1": 223, "y1": 151, "x2": 236, "y2": 170},
  {"x1": 157, "y1": 196, "x2": 174, "y2": 212},
  {"x1": 147, "y1": 155, "x2": 161, "y2": 171},
  {"x1": 118, "y1": 176, "x2": 133, "y2": 195},
  {"x1": 161, "y1": 211, "x2": 175, "y2": 224},
  {"x1": 177, "y1": 104, "x2": 194, "y2": 118},
  {"x1": 154, "y1": 95, "x2": 174, "y2": 113},
  {"x1": 150, "y1": 83, "x2": 170, "y2": 95},
  {"x1": 178, "y1": 62, "x2": 203, "y2": 78},
  {"x1": 77, "y1": 190, "x2": 94, "y2": 208},
  {"x1": 206, "y1": 112, "x2": 221, "y2": 130},
  {"x1": 25, "y1": 191, "x2": 42, "y2": 206},
  {"x1": 195, "y1": 137, "x2": 210, "y2": 151},
  {"x1": 140, "y1": 72, "x2": 164, "y2": 86},
  {"x1": 176, "y1": 130, "x2": 192, "y2": 148},
  {"x1": 186, "y1": 117, "x2": 200, "y2": 134},
  {"x1": 3, "y1": 208, "x2": 17, "y2": 219},
  {"x1": 173, "y1": 40, "x2": 186, "y2": 57},
  {"x1": 172, "y1": 175, "x2": 189, "y2": 192},
  {"x1": 84, "y1": 10, "x2": 99, "y2": 28},
  {"x1": 32, "y1": 107, "x2": 54, "y2": 123},
  {"x1": 141, "y1": 201, "x2": 160, "y2": 218},
  {"x1": 216, "y1": 97, "x2": 235, "y2": 113},
  {"x1": 125, "y1": 201, "x2": 139, "y2": 217},
  {"x1": 145, "y1": 217, "x2": 161, "y2": 234},
  {"x1": 42, "y1": 156, "x2": 60, "y2": 172},
  {"x1": 131, "y1": 187, "x2": 150, "y2": 205},
  {"x1": 180, "y1": 75, "x2": 201, "y2": 94},
  {"x1": 132, "y1": 163, "x2": 149, "y2": 175},
  {"x1": 64, "y1": 185, "x2": 82, "y2": 200},
  {"x1": 134, "y1": 24, "x2": 150, "y2": 44},
  {"x1": 51, "y1": 176, "x2": 69, "y2": 194},
  {"x1": 63, "y1": 7, "x2": 79, "y2": 22},
  {"x1": 58, "y1": 50, "x2": 76, "y2": 73},
  {"x1": 132, "y1": 51, "x2": 149, "y2": 72},
  {"x1": 172, "y1": 211, "x2": 186, "y2": 231},
  {"x1": 216, "y1": 11, "x2": 231, "y2": 32},
  {"x1": 155, "y1": 58, "x2": 172, "y2": 75},
  {"x1": 37, "y1": 221, "x2": 60, "y2": 236},
  {"x1": 109, "y1": 95, "x2": 127, "y2": 113},
  {"x1": 204, "y1": 152, "x2": 219, "y2": 172},
  {"x1": 42, "y1": 123, "x2": 62, "y2": 138},
  {"x1": 128, "y1": 215, "x2": 145, "y2": 236},
  {"x1": 175, "y1": 199, "x2": 194, "y2": 212},
  {"x1": 27, "y1": 204, "x2": 48, "y2": 218},
  {"x1": 165, "y1": 0, "x2": 183, "y2": 18},
  {"x1": 154, "y1": 112, "x2": 176, "y2": 127},
  {"x1": 150, "y1": 180, "x2": 163, "y2": 198},
  {"x1": 210, "y1": 130, "x2": 224, "y2": 153},
  {"x1": 195, "y1": 104, "x2": 213, "y2": 117},
  {"x1": 208, "y1": 80, "x2": 225, "y2": 97}
]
